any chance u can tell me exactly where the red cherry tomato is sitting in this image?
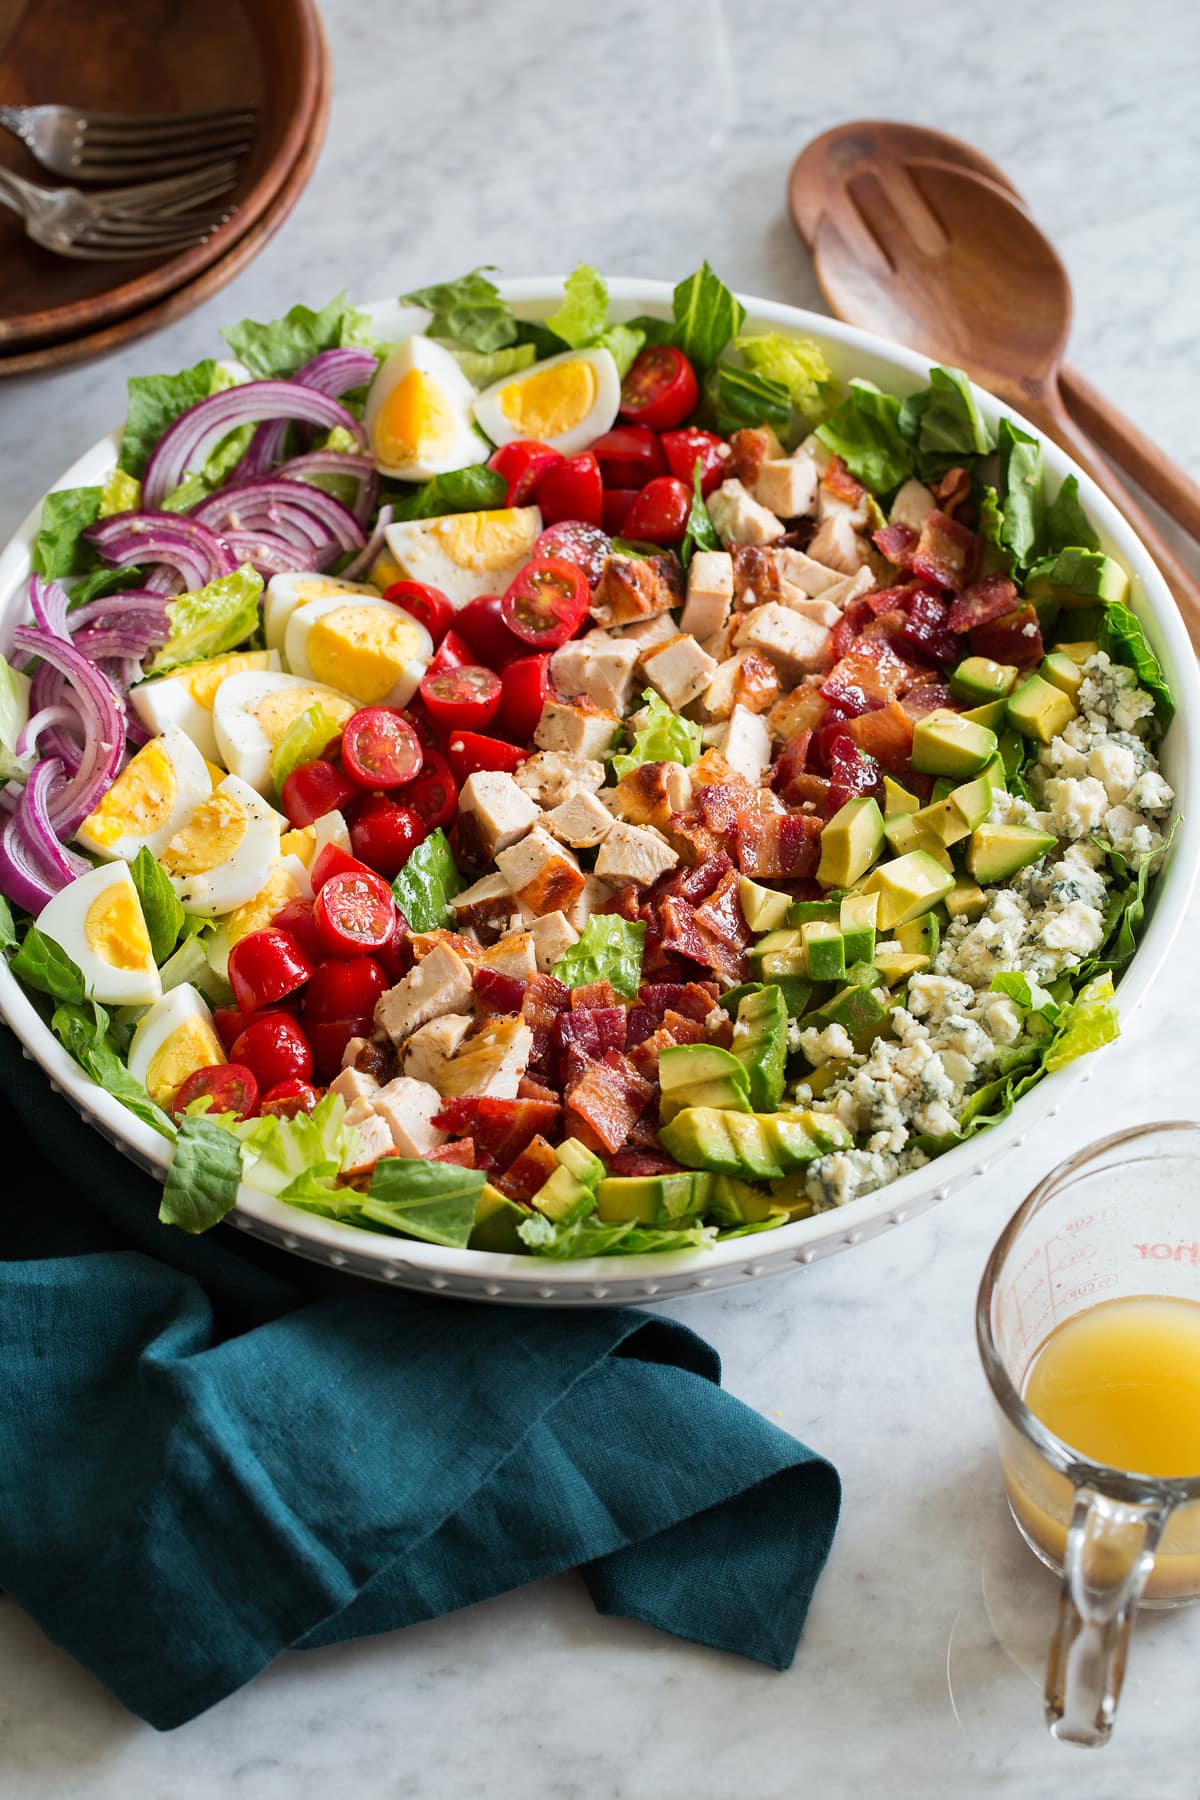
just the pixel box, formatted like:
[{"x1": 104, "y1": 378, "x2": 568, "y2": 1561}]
[
  {"x1": 498, "y1": 654, "x2": 551, "y2": 743},
  {"x1": 500, "y1": 557, "x2": 590, "y2": 648},
  {"x1": 622, "y1": 475, "x2": 691, "y2": 546},
  {"x1": 487, "y1": 440, "x2": 564, "y2": 506},
  {"x1": 310, "y1": 843, "x2": 380, "y2": 892},
  {"x1": 306, "y1": 1015, "x2": 375, "y2": 1082},
  {"x1": 455, "y1": 593, "x2": 526, "y2": 670},
  {"x1": 399, "y1": 749, "x2": 457, "y2": 830},
  {"x1": 425, "y1": 629, "x2": 475, "y2": 679},
  {"x1": 533, "y1": 520, "x2": 611, "y2": 586},
  {"x1": 534, "y1": 452, "x2": 603, "y2": 527},
  {"x1": 280, "y1": 758, "x2": 357, "y2": 829},
  {"x1": 601, "y1": 488, "x2": 639, "y2": 536},
  {"x1": 349, "y1": 797, "x2": 427, "y2": 879},
  {"x1": 260, "y1": 1078, "x2": 320, "y2": 1119},
  {"x1": 173, "y1": 1062, "x2": 259, "y2": 1121},
  {"x1": 445, "y1": 730, "x2": 526, "y2": 781},
  {"x1": 231, "y1": 1013, "x2": 314, "y2": 1091},
  {"x1": 302, "y1": 957, "x2": 388, "y2": 1024},
  {"x1": 661, "y1": 426, "x2": 729, "y2": 497},
  {"x1": 377, "y1": 912, "x2": 411, "y2": 983},
  {"x1": 214, "y1": 1004, "x2": 298, "y2": 1053},
  {"x1": 313, "y1": 867, "x2": 396, "y2": 956},
  {"x1": 227, "y1": 928, "x2": 314, "y2": 1013},
  {"x1": 588, "y1": 424, "x2": 667, "y2": 490},
  {"x1": 418, "y1": 663, "x2": 502, "y2": 733},
  {"x1": 269, "y1": 896, "x2": 322, "y2": 962},
  {"x1": 400, "y1": 703, "x2": 442, "y2": 752},
  {"x1": 340, "y1": 706, "x2": 424, "y2": 790},
  {"x1": 619, "y1": 345, "x2": 700, "y2": 432},
  {"x1": 383, "y1": 580, "x2": 453, "y2": 644}
]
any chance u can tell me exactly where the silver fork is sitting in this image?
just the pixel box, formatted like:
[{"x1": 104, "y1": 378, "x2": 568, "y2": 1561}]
[
  {"x1": 0, "y1": 161, "x2": 240, "y2": 261},
  {"x1": 0, "y1": 102, "x2": 257, "y2": 181}
]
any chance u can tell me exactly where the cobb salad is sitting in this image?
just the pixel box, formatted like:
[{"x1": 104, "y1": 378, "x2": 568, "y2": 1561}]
[{"x1": 0, "y1": 263, "x2": 1179, "y2": 1258}]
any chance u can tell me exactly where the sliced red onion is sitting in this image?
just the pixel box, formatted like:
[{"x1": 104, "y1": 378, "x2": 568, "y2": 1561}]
[
  {"x1": 0, "y1": 814, "x2": 58, "y2": 913},
  {"x1": 275, "y1": 450, "x2": 379, "y2": 524},
  {"x1": 17, "y1": 705, "x2": 78, "y2": 761},
  {"x1": 85, "y1": 511, "x2": 235, "y2": 592},
  {"x1": 66, "y1": 589, "x2": 172, "y2": 634},
  {"x1": 27, "y1": 667, "x2": 84, "y2": 777},
  {"x1": 12, "y1": 626, "x2": 125, "y2": 835},
  {"x1": 28, "y1": 574, "x2": 71, "y2": 641},
  {"x1": 190, "y1": 478, "x2": 364, "y2": 556},
  {"x1": 235, "y1": 347, "x2": 379, "y2": 481},
  {"x1": 72, "y1": 620, "x2": 169, "y2": 664},
  {"x1": 341, "y1": 503, "x2": 394, "y2": 581},
  {"x1": 143, "y1": 381, "x2": 367, "y2": 509},
  {"x1": 20, "y1": 759, "x2": 91, "y2": 889},
  {"x1": 220, "y1": 529, "x2": 312, "y2": 577}
]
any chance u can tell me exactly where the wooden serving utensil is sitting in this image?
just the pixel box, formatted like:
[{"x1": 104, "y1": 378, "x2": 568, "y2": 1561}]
[{"x1": 789, "y1": 121, "x2": 1200, "y2": 548}]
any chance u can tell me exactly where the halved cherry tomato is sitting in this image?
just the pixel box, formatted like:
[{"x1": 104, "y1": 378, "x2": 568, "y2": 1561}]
[
  {"x1": 601, "y1": 488, "x2": 639, "y2": 536},
  {"x1": 400, "y1": 703, "x2": 442, "y2": 752},
  {"x1": 302, "y1": 956, "x2": 388, "y2": 1023},
  {"x1": 456, "y1": 593, "x2": 526, "y2": 670},
  {"x1": 445, "y1": 730, "x2": 526, "y2": 782},
  {"x1": 399, "y1": 749, "x2": 457, "y2": 830},
  {"x1": 487, "y1": 439, "x2": 564, "y2": 506},
  {"x1": 661, "y1": 426, "x2": 729, "y2": 496},
  {"x1": 533, "y1": 452, "x2": 603, "y2": 527},
  {"x1": 498, "y1": 654, "x2": 551, "y2": 743},
  {"x1": 173, "y1": 1062, "x2": 259, "y2": 1121},
  {"x1": 306, "y1": 1015, "x2": 374, "y2": 1082},
  {"x1": 622, "y1": 475, "x2": 691, "y2": 546},
  {"x1": 313, "y1": 868, "x2": 397, "y2": 956},
  {"x1": 214, "y1": 1005, "x2": 299, "y2": 1054},
  {"x1": 232, "y1": 1013, "x2": 314, "y2": 1090},
  {"x1": 311, "y1": 843, "x2": 379, "y2": 892},
  {"x1": 425, "y1": 629, "x2": 475, "y2": 679},
  {"x1": 383, "y1": 580, "x2": 453, "y2": 644},
  {"x1": 228, "y1": 928, "x2": 314, "y2": 1013},
  {"x1": 349, "y1": 796, "x2": 427, "y2": 878},
  {"x1": 260, "y1": 1078, "x2": 320, "y2": 1119},
  {"x1": 341, "y1": 707, "x2": 424, "y2": 789},
  {"x1": 377, "y1": 912, "x2": 411, "y2": 983},
  {"x1": 501, "y1": 556, "x2": 589, "y2": 648},
  {"x1": 619, "y1": 345, "x2": 700, "y2": 432},
  {"x1": 589, "y1": 424, "x2": 667, "y2": 490},
  {"x1": 533, "y1": 520, "x2": 611, "y2": 586},
  {"x1": 269, "y1": 896, "x2": 322, "y2": 963},
  {"x1": 419, "y1": 663, "x2": 502, "y2": 732},
  {"x1": 280, "y1": 758, "x2": 357, "y2": 829}
]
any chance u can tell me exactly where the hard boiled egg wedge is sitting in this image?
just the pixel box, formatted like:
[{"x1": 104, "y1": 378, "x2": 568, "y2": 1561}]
[
  {"x1": 128, "y1": 983, "x2": 225, "y2": 1109},
  {"x1": 131, "y1": 649, "x2": 279, "y2": 763},
  {"x1": 160, "y1": 774, "x2": 284, "y2": 917},
  {"x1": 280, "y1": 808, "x2": 351, "y2": 869},
  {"x1": 263, "y1": 572, "x2": 380, "y2": 656},
  {"x1": 384, "y1": 506, "x2": 541, "y2": 610},
  {"x1": 284, "y1": 595, "x2": 431, "y2": 707},
  {"x1": 213, "y1": 671, "x2": 357, "y2": 795},
  {"x1": 365, "y1": 336, "x2": 489, "y2": 480},
  {"x1": 75, "y1": 725, "x2": 213, "y2": 863},
  {"x1": 37, "y1": 862, "x2": 162, "y2": 1007},
  {"x1": 205, "y1": 854, "x2": 313, "y2": 983},
  {"x1": 472, "y1": 345, "x2": 620, "y2": 457}
]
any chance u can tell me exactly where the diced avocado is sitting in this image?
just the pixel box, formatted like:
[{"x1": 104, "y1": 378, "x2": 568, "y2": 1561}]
[
  {"x1": 930, "y1": 776, "x2": 957, "y2": 804},
  {"x1": 1054, "y1": 639, "x2": 1098, "y2": 667},
  {"x1": 739, "y1": 876, "x2": 791, "y2": 932},
  {"x1": 802, "y1": 919, "x2": 846, "y2": 982},
  {"x1": 966, "y1": 822, "x2": 1057, "y2": 884},
  {"x1": 710, "y1": 1174, "x2": 786, "y2": 1226},
  {"x1": 660, "y1": 1106, "x2": 850, "y2": 1178},
  {"x1": 949, "y1": 656, "x2": 1019, "y2": 703},
  {"x1": 718, "y1": 980, "x2": 761, "y2": 1016},
  {"x1": 911, "y1": 708, "x2": 999, "y2": 779},
  {"x1": 593, "y1": 1170, "x2": 708, "y2": 1223},
  {"x1": 532, "y1": 1163, "x2": 593, "y2": 1224},
  {"x1": 961, "y1": 698, "x2": 1009, "y2": 732},
  {"x1": 761, "y1": 946, "x2": 807, "y2": 978},
  {"x1": 1041, "y1": 651, "x2": 1085, "y2": 700},
  {"x1": 839, "y1": 892, "x2": 878, "y2": 966},
  {"x1": 817, "y1": 795, "x2": 886, "y2": 889},
  {"x1": 843, "y1": 960, "x2": 886, "y2": 990},
  {"x1": 883, "y1": 776, "x2": 920, "y2": 816},
  {"x1": 766, "y1": 1172, "x2": 817, "y2": 1218},
  {"x1": 862, "y1": 848, "x2": 956, "y2": 929},
  {"x1": 751, "y1": 926, "x2": 801, "y2": 963},
  {"x1": 896, "y1": 912, "x2": 940, "y2": 959},
  {"x1": 659, "y1": 1043, "x2": 751, "y2": 1125},
  {"x1": 874, "y1": 949, "x2": 929, "y2": 982},
  {"x1": 913, "y1": 771, "x2": 996, "y2": 848},
  {"x1": 1027, "y1": 547, "x2": 1129, "y2": 609},
  {"x1": 811, "y1": 980, "x2": 891, "y2": 1036},
  {"x1": 883, "y1": 812, "x2": 954, "y2": 870},
  {"x1": 979, "y1": 753, "x2": 1008, "y2": 793},
  {"x1": 775, "y1": 975, "x2": 814, "y2": 1017},
  {"x1": 556, "y1": 1136, "x2": 604, "y2": 1189},
  {"x1": 802, "y1": 1061, "x2": 840, "y2": 1097},
  {"x1": 786, "y1": 898, "x2": 841, "y2": 926},
  {"x1": 470, "y1": 1184, "x2": 530, "y2": 1253},
  {"x1": 731, "y1": 985, "x2": 788, "y2": 1112},
  {"x1": 945, "y1": 876, "x2": 987, "y2": 921},
  {"x1": 1006, "y1": 671, "x2": 1077, "y2": 743}
]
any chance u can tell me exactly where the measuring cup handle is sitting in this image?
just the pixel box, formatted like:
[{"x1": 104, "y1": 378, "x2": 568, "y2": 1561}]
[{"x1": 1044, "y1": 1485, "x2": 1170, "y2": 1747}]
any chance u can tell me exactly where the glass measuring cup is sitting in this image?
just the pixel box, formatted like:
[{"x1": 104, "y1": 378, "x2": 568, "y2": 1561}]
[{"x1": 976, "y1": 1121, "x2": 1200, "y2": 1747}]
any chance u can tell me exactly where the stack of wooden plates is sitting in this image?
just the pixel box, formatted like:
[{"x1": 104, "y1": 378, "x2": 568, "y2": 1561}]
[{"x1": 0, "y1": 0, "x2": 330, "y2": 379}]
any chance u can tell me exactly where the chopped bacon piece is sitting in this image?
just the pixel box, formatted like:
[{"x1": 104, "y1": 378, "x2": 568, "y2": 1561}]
[
  {"x1": 693, "y1": 866, "x2": 751, "y2": 951},
  {"x1": 695, "y1": 783, "x2": 749, "y2": 845},
  {"x1": 872, "y1": 522, "x2": 918, "y2": 570},
  {"x1": 656, "y1": 850, "x2": 735, "y2": 907},
  {"x1": 731, "y1": 545, "x2": 783, "y2": 605},
  {"x1": 600, "y1": 883, "x2": 641, "y2": 920},
  {"x1": 900, "y1": 589, "x2": 959, "y2": 665},
  {"x1": 557, "y1": 1006, "x2": 628, "y2": 1059},
  {"x1": 767, "y1": 682, "x2": 829, "y2": 744},
  {"x1": 865, "y1": 580, "x2": 919, "y2": 615},
  {"x1": 829, "y1": 597, "x2": 874, "y2": 662},
  {"x1": 429, "y1": 1140, "x2": 476, "y2": 1168},
  {"x1": 781, "y1": 770, "x2": 833, "y2": 812},
  {"x1": 933, "y1": 466, "x2": 972, "y2": 518},
  {"x1": 734, "y1": 809, "x2": 823, "y2": 879},
  {"x1": 521, "y1": 972, "x2": 571, "y2": 1030},
  {"x1": 629, "y1": 1012, "x2": 710, "y2": 1079},
  {"x1": 947, "y1": 572, "x2": 1018, "y2": 633},
  {"x1": 607, "y1": 1147, "x2": 687, "y2": 1178},
  {"x1": 431, "y1": 1097, "x2": 559, "y2": 1166},
  {"x1": 410, "y1": 928, "x2": 479, "y2": 963},
  {"x1": 570, "y1": 979, "x2": 620, "y2": 1010},
  {"x1": 970, "y1": 604, "x2": 1044, "y2": 668},
  {"x1": 657, "y1": 895, "x2": 749, "y2": 983},
  {"x1": 495, "y1": 1133, "x2": 560, "y2": 1200},
  {"x1": 900, "y1": 681, "x2": 957, "y2": 720},
  {"x1": 565, "y1": 1050, "x2": 654, "y2": 1154},
  {"x1": 591, "y1": 552, "x2": 684, "y2": 626},
  {"x1": 524, "y1": 1022, "x2": 557, "y2": 1083},
  {"x1": 843, "y1": 698, "x2": 915, "y2": 771},
  {"x1": 822, "y1": 454, "x2": 867, "y2": 507},
  {"x1": 824, "y1": 732, "x2": 883, "y2": 811},
  {"x1": 772, "y1": 729, "x2": 813, "y2": 794},
  {"x1": 635, "y1": 979, "x2": 719, "y2": 1024},
  {"x1": 473, "y1": 966, "x2": 527, "y2": 1017},
  {"x1": 821, "y1": 635, "x2": 920, "y2": 713},
  {"x1": 516, "y1": 1076, "x2": 560, "y2": 1106},
  {"x1": 910, "y1": 509, "x2": 980, "y2": 593},
  {"x1": 662, "y1": 813, "x2": 725, "y2": 867},
  {"x1": 728, "y1": 427, "x2": 780, "y2": 487}
]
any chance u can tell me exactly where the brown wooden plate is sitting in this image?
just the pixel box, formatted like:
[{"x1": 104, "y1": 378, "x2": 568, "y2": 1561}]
[{"x1": 0, "y1": 0, "x2": 327, "y2": 353}]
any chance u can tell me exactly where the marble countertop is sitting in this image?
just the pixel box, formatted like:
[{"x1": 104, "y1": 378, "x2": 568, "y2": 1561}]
[{"x1": 2, "y1": 0, "x2": 1199, "y2": 1792}]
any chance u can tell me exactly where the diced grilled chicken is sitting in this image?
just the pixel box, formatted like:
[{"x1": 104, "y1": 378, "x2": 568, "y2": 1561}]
[
  {"x1": 806, "y1": 510, "x2": 873, "y2": 575},
  {"x1": 480, "y1": 929, "x2": 538, "y2": 981},
  {"x1": 590, "y1": 553, "x2": 684, "y2": 627},
  {"x1": 889, "y1": 476, "x2": 937, "y2": 532},
  {"x1": 607, "y1": 759, "x2": 692, "y2": 831},
  {"x1": 328, "y1": 1064, "x2": 381, "y2": 1109},
  {"x1": 752, "y1": 451, "x2": 820, "y2": 520},
  {"x1": 707, "y1": 479, "x2": 786, "y2": 546},
  {"x1": 819, "y1": 565, "x2": 877, "y2": 611},
  {"x1": 527, "y1": 910, "x2": 579, "y2": 973},
  {"x1": 717, "y1": 704, "x2": 773, "y2": 784},
  {"x1": 774, "y1": 546, "x2": 844, "y2": 596},
  {"x1": 402, "y1": 1013, "x2": 473, "y2": 1088},
  {"x1": 343, "y1": 1112, "x2": 395, "y2": 1176},
  {"x1": 767, "y1": 679, "x2": 830, "y2": 744},
  {"x1": 375, "y1": 942, "x2": 474, "y2": 1046},
  {"x1": 563, "y1": 873, "x2": 617, "y2": 934},
  {"x1": 449, "y1": 871, "x2": 518, "y2": 945},
  {"x1": 728, "y1": 425, "x2": 785, "y2": 486},
  {"x1": 514, "y1": 751, "x2": 605, "y2": 809},
  {"x1": 457, "y1": 771, "x2": 540, "y2": 860},
  {"x1": 640, "y1": 632, "x2": 718, "y2": 711},
  {"x1": 679, "y1": 550, "x2": 734, "y2": 642},
  {"x1": 595, "y1": 820, "x2": 680, "y2": 888},
  {"x1": 551, "y1": 630, "x2": 640, "y2": 716},
  {"x1": 438, "y1": 1015, "x2": 534, "y2": 1101},
  {"x1": 733, "y1": 602, "x2": 832, "y2": 679},
  {"x1": 372, "y1": 1076, "x2": 447, "y2": 1157},
  {"x1": 542, "y1": 789, "x2": 615, "y2": 849},
  {"x1": 620, "y1": 611, "x2": 680, "y2": 653},
  {"x1": 534, "y1": 696, "x2": 622, "y2": 759},
  {"x1": 495, "y1": 826, "x2": 585, "y2": 917},
  {"x1": 779, "y1": 585, "x2": 841, "y2": 629}
]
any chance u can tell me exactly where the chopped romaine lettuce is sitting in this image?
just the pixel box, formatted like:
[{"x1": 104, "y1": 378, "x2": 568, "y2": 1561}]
[
  {"x1": 671, "y1": 261, "x2": 745, "y2": 374},
  {"x1": 545, "y1": 264, "x2": 609, "y2": 348},
  {"x1": 119, "y1": 358, "x2": 230, "y2": 479},
  {"x1": 98, "y1": 467, "x2": 142, "y2": 518},
  {"x1": 31, "y1": 486, "x2": 103, "y2": 579},
  {"x1": 736, "y1": 332, "x2": 837, "y2": 420},
  {"x1": 222, "y1": 292, "x2": 373, "y2": 380},
  {"x1": 1044, "y1": 473, "x2": 1099, "y2": 554},
  {"x1": 10, "y1": 926, "x2": 87, "y2": 1003},
  {"x1": 0, "y1": 894, "x2": 15, "y2": 954},
  {"x1": 51, "y1": 998, "x2": 176, "y2": 1142},
  {"x1": 552, "y1": 914, "x2": 646, "y2": 1000},
  {"x1": 816, "y1": 380, "x2": 913, "y2": 495},
  {"x1": 1098, "y1": 604, "x2": 1174, "y2": 725},
  {"x1": 711, "y1": 364, "x2": 792, "y2": 439},
  {"x1": 899, "y1": 365, "x2": 996, "y2": 479},
  {"x1": 611, "y1": 689, "x2": 702, "y2": 779},
  {"x1": 1044, "y1": 973, "x2": 1120, "y2": 1072},
  {"x1": 130, "y1": 847, "x2": 184, "y2": 965},
  {"x1": 390, "y1": 463, "x2": 507, "y2": 521},
  {"x1": 361, "y1": 1159, "x2": 486, "y2": 1249},
  {"x1": 995, "y1": 418, "x2": 1045, "y2": 571},
  {"x1": 271, "y1": 702, "x2": 346, "y2": 797},
  {"x1": 0, "y1": 655, "x2": 32, "y2": 782},
  {"x1": 233, "y1": 1092, "x2": 360, "y2": 1203},
  {"x1": 439, "y1": 340, "x2": 536, "y2": 386},
  {"x1": 596, "y1": 323, "x2": 645, "y2": 380},
  {"x1": 391, "y1": 827, "x2": 464, "y2": 932},
  {"x1": 148, "y1": 565, "x2": 263, "y2": 676},
  {"x1": 679, "y1": 458, "x2": 720, "y2": 570},
  {"x1": 518, "y1": 1210, "x2": 716, "y2": 1257},
  {"x1": 400, "y1": 267, "x2": 518, "y2": 353},
  {"x1": 160, "y1": 1114, "x2": 242, "y2": 1231}
]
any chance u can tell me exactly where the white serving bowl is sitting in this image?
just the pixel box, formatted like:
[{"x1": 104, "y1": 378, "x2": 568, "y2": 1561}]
[{"x1": 1, "y1": 279, "x2": 1196, "y2": 1307}]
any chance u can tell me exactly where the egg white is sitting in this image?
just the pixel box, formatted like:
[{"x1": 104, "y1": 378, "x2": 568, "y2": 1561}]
[
  {"x1": 160, "y1": 774, "x2": 284, "y2": 918},
  {"x1": 365, "y1": 335, "x2": 489, "y2": 480},
  {"x1": 263, "y1": 572, "x2": 380, "y2": 656},
  {"x1": 37, "y1": 862, "x2": 162, "y2": 1007},
  {"x1": 383, "y1": 506, "x2": 542, "y2": 609},
  {"x1": 127, "y1": 983, "x2": 225, "y2": 1109},
  {"x1": 74, "y1": 724, "x2": 212, "y2": 864},
  {"x1": 212, "y1": 671, "x2": 357, "y2": 795},
  {"x1": 472, "y1": 345, "x2": 620, "y2": 457},
  {"x1": 283, "y1": 595, "x2": 431, "y2": 707},
  {"x1": 280, "y1": 807, "x2": 352, "y2": 869},
  {"x1": 131, "y1": 650, "x2": 281, "y2": 763},
  {"x1": 205, "y1": 853, "x2": 314, "y2": 982}
]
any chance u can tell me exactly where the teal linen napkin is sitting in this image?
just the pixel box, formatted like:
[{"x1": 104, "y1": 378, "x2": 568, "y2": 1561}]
[{"x1": 0, "y1": 1026, "x2": 840, "y2": 1730}]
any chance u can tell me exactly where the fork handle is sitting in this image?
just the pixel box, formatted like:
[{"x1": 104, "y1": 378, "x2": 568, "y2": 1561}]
[
  {"x1": 0, "y1": 105, "x2": 34, "y2": 148},
  {"x1": 0, "y1": 167, "x2": 35, "y2": 217},
  {"x1": 1060, "y1": 364, "x2": 1200, "y2": 546}
]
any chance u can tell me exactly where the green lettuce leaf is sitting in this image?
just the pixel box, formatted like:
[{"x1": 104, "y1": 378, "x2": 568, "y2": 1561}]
[
  {"x1": 996, "y1": 418, "x2": 1045, "y2": 571},
  {"x1": 545, "y1": 264, "x2": 609, "y2": 348},
  {"x1": 552, "y1": 914, "x2": 646, "y2": 1000},
  {"x1": 611, "y1": 688, "x2": 702, "y2": 778},
  {"x1": 98, "y1": 468, "x2": 141, "y2": 518},
  {"x1": 0, "y1": 655, "x2": 31, "y2": 782},
  {"x1": 737, "y1": 332, "x2": 837, "y2": 420},
  {"x1": 518, "y1": 1210, "x2": 716, "y2": 1258},
  {"x1": 596, "y1": 323, "x2": 645, "y2": 380},
  {"x1": 1043, "y1": 972, "x2": 1120, "y2": 1072},
  {"x1": 31, "y1": 486, "x2": 103, "y2": 579},
  {"x1": 160, "y1": 1114, "x2": 242, "y2": 1232},
  {"x1": 10, "y1": 927, "x2": 86, "y2": 1003},
  {"x1": 1089, "y1": 817, "x2": 1179, "y2": 970},
  {"x1": 233, "y1": 1092, "x2": 360, "y2": 1200},
  {"x1": 679, "y1": 457, "x2": 720, "y2": 571},
  {"x1": 899, "y1": 365, "x2": 996, "y2": 479},
  {"x1": 66, "y1": 564, "x2": 144, "y2": 608},
  {"x1": 711, "y1": 365, "x2": 792, "y2": 438},
  {"x1": 1045, "y1": 473, "x2": 1099, "y2": 554},
  {"x1": 222, "y1": 293, "x2": 372, "y2": 380},
  {"x1": 671, "y1": 261, "x2": 745, "y2": 374},
  {"x1": 0, "y1": 894, "x2": 15, "y2": 953},
  {"x1": 400, "y1": 267, "x2": 518, "y2": 353},
  {"x1": 130, "y1": 846, "x2": 184, "y2": 965},
  {"x1": 119, "y1": 358, "x2": 227, "y2": 479},
  {"x1": 271, "y1": 702, "x2": 346, "y2": 797},
  {"x1": 990, "y1": 968, "x2": 1060, "y2": 1025},
  {"x1": 438, "y1": 340, "x2": 536, "y2": 386},
  {"x1": 816, "y1": 379, "x2": 914, "y2": 495},
  {"x1": 147, "y1": 565, "x2": 263, "y2": 676},
  {"x1": 1098, "y1": 604, "x2": 1174, "y2": 725},
  {"x1": 391, "y1": 827, "x2": 463, "y2": 931},
  {"x1": 51, "y1": 999, "x2": 176, "y2": 1141},
  {"x1": 360, "y1": 1158, "x2": 486, "y2": 1249},
  {"x1": 621, "y1": 313, "x2": 677, "y2": 350},
  {"x1": 390, "y1": 463, "x2": 507, "y2": 520}
]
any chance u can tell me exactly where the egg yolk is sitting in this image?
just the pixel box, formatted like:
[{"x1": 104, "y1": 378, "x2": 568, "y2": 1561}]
[
  {"x1": 161, "y1": 791, "x2": 250, "y2": 876},
  {"x1": 280, "y1": 825, "x2": 318, "y2": 865},
  {"x1": 429, "y1": 509, "x2": 538, "y2": 573},
  {"x1": 145, "y1": 1018, "x2": 225, "y2": 1106},
  {"x1": 79, "y1": 738, "x2": 178, "y2": 849},
  {"x1": 253, "y1": 687, "x2": 354, "y2": 746},
  {"x1": 224, "y1": 864, "x2": 303, "y2": 948},
  {"x1": 84, "y1": 882, "x2": 153, "y2": 971},
  {"x1": 176, "y1": 649, "x2": 274, "y2": 710},
  {"x1": 497, "y1": 360, "x2": 597, "y2": 438},
  {"x1": 372, "y1": 370, "x2": 456, "y2": 468},
  {"x1": 306, "y1": 607, "x2": 423, "y2": 703}
]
